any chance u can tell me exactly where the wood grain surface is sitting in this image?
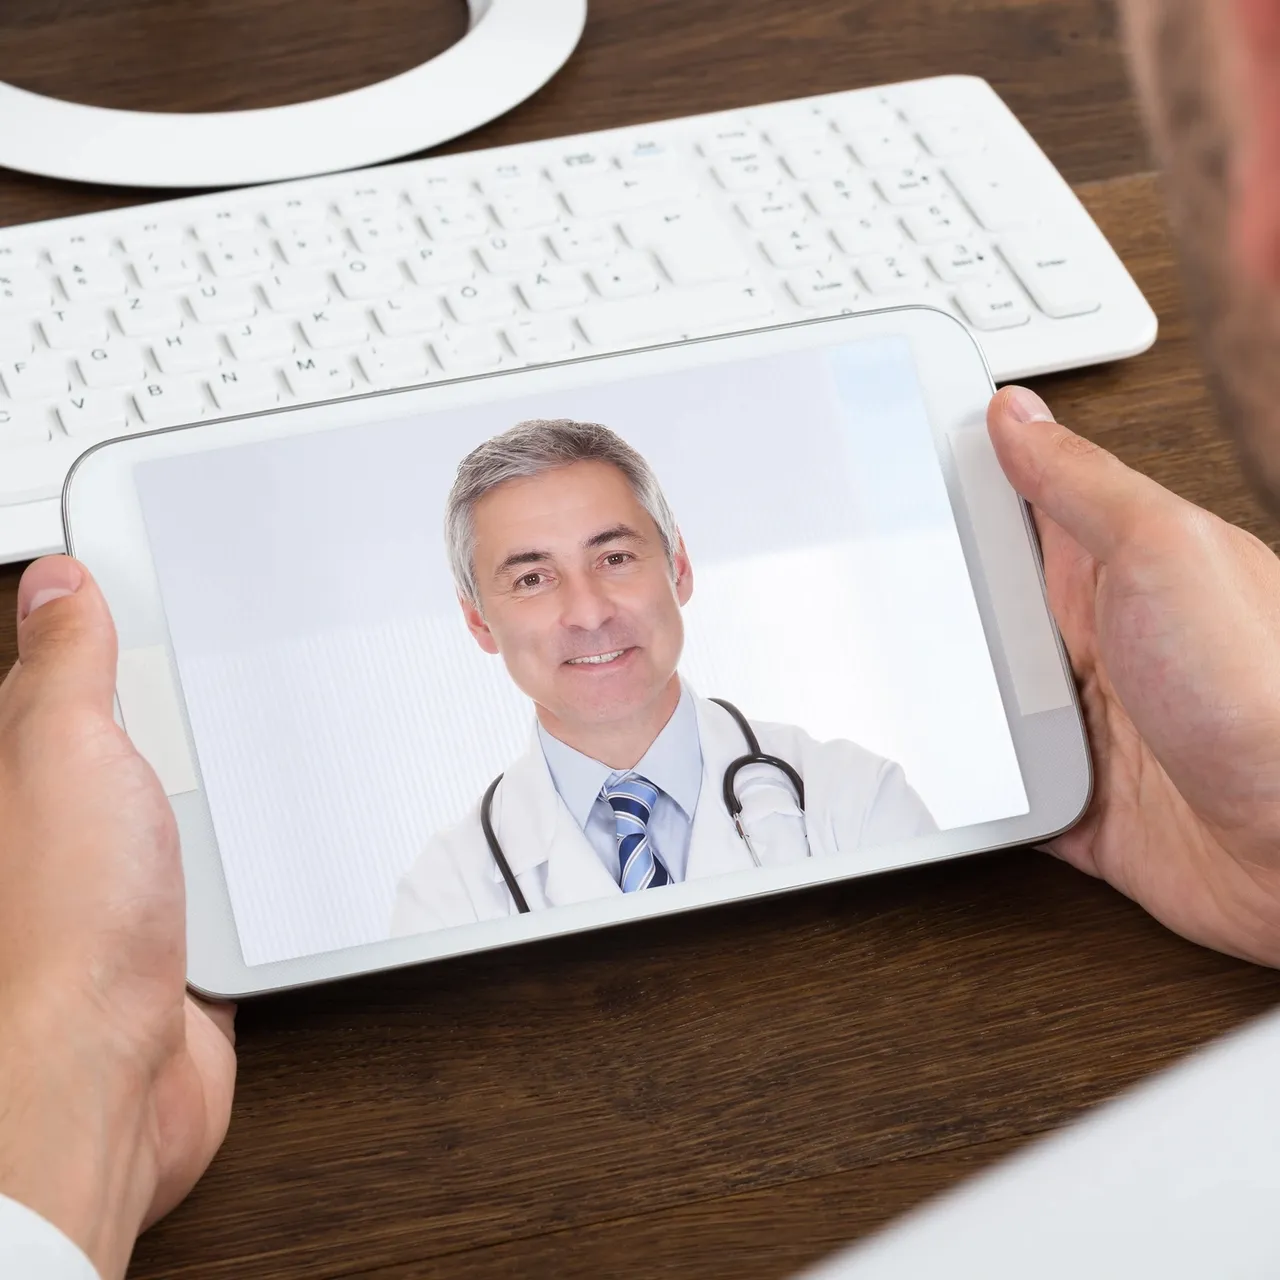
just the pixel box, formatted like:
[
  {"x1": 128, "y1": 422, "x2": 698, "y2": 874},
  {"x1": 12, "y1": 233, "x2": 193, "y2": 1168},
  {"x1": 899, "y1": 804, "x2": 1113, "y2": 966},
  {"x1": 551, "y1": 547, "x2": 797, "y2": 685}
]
[{"x1": 2, "y1": 3, "x2": 1278, "y2": 1278}]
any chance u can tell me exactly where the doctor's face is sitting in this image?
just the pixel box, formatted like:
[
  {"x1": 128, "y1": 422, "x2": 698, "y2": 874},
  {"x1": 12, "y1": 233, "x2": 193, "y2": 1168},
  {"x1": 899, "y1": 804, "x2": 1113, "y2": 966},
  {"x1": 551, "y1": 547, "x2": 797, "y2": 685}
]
[{"x1": 461, "y1": 460, "x2": 693, "y2": 734}]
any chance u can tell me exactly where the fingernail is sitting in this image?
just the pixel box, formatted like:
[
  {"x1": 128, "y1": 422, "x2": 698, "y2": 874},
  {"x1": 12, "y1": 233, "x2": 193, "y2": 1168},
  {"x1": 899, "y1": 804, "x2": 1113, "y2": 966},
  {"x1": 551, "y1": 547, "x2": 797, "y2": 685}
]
[
  {"x1": 18, "y1": 557, "x2": 84, "y2": 623},
  {"x1": 1003, "y1": 385, "x2": 1056, "y2": 424}
]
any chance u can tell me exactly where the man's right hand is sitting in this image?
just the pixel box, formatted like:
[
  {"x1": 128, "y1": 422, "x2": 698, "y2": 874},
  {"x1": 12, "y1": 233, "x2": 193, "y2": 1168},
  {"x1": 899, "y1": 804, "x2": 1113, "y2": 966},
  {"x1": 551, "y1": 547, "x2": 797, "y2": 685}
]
[{"x1": 989, "y1": 385, "x2": 1280, "y2": 966}]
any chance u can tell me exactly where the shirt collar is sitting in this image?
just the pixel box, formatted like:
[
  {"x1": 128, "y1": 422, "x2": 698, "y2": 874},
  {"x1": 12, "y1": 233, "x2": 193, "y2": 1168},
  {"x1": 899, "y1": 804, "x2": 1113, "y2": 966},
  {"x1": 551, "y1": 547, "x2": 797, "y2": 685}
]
[{"x1": 537, "y1": 680, "x2": 703, "y2": 831}]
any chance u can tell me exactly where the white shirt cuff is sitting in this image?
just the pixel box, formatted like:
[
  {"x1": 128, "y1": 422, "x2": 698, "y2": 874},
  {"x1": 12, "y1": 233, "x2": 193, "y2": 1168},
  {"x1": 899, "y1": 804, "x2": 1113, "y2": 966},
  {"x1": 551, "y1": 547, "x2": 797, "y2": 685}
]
[{"x1": 0, "y1": 1192, "x2": 101, "y2": 1279}]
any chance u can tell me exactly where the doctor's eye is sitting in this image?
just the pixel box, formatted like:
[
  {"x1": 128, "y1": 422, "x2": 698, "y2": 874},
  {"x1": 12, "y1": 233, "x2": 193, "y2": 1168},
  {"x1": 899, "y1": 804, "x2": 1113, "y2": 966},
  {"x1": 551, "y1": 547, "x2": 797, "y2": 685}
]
[
  {"x1": 514, "y1": 571, "x2": 547, "y2": 590},
  {"x1": 602, "y1": 551, "x2": 634, "y2": 567}
]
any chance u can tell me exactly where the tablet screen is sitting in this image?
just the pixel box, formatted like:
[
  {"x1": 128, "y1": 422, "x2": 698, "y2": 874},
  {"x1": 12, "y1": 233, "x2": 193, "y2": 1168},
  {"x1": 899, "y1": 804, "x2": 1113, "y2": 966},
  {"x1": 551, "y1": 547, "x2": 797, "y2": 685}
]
[{"x1": 134, "y1": 335, "x2": 1029, "y2": 966}]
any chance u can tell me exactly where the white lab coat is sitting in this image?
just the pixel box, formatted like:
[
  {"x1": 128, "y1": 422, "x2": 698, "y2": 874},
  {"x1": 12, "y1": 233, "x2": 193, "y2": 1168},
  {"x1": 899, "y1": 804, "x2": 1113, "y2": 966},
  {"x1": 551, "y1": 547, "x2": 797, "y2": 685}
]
[{"x1": 390, "y1": 694, "x2": 935, "y2": 936}]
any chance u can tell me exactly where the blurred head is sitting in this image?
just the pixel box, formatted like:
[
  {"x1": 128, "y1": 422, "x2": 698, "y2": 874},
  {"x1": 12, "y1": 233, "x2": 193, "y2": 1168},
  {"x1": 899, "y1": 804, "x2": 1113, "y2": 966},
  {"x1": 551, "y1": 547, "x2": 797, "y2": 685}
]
[
  {"x1": 1121, "y1": 0, "x2": 1280, "y2": 502},
  {"x1": 445, "y1": 419, "x2": 692, "y2": 745}
]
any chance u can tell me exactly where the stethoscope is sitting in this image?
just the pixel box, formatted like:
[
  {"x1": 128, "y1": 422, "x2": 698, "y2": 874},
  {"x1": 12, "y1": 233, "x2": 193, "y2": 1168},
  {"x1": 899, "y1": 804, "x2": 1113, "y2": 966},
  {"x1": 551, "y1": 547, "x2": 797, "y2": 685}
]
[{"x1": 480, "y1": 697, "x2": 806, "y2": 913}]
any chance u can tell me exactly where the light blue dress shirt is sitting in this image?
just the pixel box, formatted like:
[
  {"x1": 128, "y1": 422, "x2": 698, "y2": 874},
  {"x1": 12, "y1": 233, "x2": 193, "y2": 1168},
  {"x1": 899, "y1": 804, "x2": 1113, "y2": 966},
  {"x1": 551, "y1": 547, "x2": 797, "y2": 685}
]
[{"x1": 537, "y1": 681, "x2": 703, "y2": 883}]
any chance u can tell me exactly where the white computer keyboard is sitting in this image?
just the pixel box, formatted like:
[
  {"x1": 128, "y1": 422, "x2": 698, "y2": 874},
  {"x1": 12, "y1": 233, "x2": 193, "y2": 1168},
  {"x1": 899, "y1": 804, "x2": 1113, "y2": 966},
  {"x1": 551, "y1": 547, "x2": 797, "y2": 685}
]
[{"x1": 0, "y1": 75, "x2": 1156, "y2": 564}]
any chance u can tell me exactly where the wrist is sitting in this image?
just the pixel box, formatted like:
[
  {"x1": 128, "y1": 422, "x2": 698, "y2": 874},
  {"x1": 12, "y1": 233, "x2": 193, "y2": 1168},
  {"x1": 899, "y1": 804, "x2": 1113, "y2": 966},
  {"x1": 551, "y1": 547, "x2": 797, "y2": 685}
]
[{"x1": 0, "y1": 983, "x2": 159, "y2": 1280}]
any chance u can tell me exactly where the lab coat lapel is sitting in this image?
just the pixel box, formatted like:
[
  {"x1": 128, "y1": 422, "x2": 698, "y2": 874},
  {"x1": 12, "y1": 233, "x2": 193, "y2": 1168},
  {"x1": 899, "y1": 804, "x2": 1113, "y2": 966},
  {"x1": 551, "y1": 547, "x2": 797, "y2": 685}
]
[
  {"x1": 684, "y1": 696, "x2": 757, "y2": 881},
  {"x1": 493, "y1": 731, "x2": 622, "y2": 908}
]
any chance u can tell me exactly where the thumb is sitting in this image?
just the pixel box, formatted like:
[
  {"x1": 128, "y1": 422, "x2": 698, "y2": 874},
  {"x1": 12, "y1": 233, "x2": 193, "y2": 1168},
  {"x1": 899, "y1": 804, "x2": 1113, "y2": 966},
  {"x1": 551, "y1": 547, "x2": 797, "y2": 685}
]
[
  {"x1": 987, "y1": 385, "x2": 1167, "y2": 562},
  {"x1": 14, "y1": 556, "x2": 119, "y2": 716}
]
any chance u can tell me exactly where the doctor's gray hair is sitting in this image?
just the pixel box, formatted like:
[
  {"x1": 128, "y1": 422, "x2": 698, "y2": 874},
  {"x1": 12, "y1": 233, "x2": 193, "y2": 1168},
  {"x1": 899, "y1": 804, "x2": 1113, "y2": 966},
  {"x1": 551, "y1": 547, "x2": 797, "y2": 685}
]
[{"x1": 445, "y1": 418, "x2": 680, "y2": 604}]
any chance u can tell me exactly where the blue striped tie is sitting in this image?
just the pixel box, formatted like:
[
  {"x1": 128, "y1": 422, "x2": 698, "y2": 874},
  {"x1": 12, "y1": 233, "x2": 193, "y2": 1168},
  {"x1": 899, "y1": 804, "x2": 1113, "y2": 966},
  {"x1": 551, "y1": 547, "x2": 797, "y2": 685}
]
[{"x1": 603, "y1": 772, "x2": 672, "y2": 892}]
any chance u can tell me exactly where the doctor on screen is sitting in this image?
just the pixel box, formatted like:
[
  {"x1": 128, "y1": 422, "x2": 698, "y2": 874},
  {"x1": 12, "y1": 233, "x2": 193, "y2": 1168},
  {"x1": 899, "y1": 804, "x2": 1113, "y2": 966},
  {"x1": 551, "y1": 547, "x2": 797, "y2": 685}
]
[{"x1": 390, "y1": 418, "x2": 936, "y2": 936}]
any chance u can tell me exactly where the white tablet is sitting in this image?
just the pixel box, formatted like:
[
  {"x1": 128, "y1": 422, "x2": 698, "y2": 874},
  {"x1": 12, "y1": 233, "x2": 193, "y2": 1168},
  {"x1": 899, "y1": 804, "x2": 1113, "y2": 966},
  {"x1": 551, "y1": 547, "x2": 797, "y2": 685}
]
[{"x1": 63, "y1": 308, "x2": 1089, "y2": 998}]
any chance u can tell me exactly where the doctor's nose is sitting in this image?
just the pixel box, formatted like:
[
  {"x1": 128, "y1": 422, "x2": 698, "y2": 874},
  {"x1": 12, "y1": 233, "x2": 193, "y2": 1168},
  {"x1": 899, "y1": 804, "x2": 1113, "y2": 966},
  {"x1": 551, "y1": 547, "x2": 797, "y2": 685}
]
[{"x1": 557, "y1": 571, "x2": 616, "y2": 633}]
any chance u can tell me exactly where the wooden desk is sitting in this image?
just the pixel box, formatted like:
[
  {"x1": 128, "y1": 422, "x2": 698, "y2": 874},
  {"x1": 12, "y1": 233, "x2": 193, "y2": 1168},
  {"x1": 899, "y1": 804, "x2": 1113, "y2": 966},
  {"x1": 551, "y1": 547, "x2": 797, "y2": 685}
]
[{"x1": 3, "y1": 3, "x2": 1279, "y2": 1276}]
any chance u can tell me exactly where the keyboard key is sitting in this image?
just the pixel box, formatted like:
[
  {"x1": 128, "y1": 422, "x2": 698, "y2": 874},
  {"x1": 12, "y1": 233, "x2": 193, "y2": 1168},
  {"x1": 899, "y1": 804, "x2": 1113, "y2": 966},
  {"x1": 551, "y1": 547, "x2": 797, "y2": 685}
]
[
  {"x1": 955, "y1": 275, "x2": 1032, "y2": 329},
  {"x1": 134, "y1": 376, "x2": 208, "y2": 425},
  {"x1": 186, "y1": 280, "x2": 258, "y2": 325},
  {"x1": 347, "y1": 214, "x2": 418, "y2": 255},
  {"x1": 57, "y1": 390, "x2": 128, "y2": 438},
  {"x1": 59, "y1": 260, "x2": 128, "y2": 302},
  {"x1": 478, "y1": 232, "x2": 547, "y2": 275},
  {"x1": 263, "y1": 197, "x2": 329, "y2": 230},
  {"x1": 999, "y1": 233, "x2": 1101, "y2": 318},
  {"x1": 564, "y1": 170, "x2": 690, "y2": 217},
  {"x1": 116, "y1": 293, "x2": 184, "y2": 336},
  {"x1": 736, "y1": 192, "x2": 808, "y2": 231},
  {"x1": 845, "y1": 127, "x2": 921, "y2": 168},
  {"x1": 830, "y1": 212, "x2": 905, "y2": 256},
  {"x1": 762, "y1": 105, "x2": 831, "y2": 145},
  {"x1": 578, "y1": 280, "x2": 774, "y2": 346},
  {"x1": 505, "y1": 315, "x2": 578, "y2": 361},
  {"x1": 205, "y1": 236, "x2": 270, "y2": 279},
  {"x1": 699, "y1": 125, "x2": 764, "y2": 156},
  {"x1": 276, "y1": 227, "x2": 344, "y2": 267},
  {"x1": 620, "y1": 207, "x2": 717, "y2": 249},
  {"x1": 374, "y1": 290, "x2": 443, "y2": 336},
  {"x1": 194, "y1": 211, "x2": 256, "y2": 242},
  {"x1": 208, "y1": 364, "x2": 281, "y2": 413},
  {"x1": 874, "y1": 166, "x2": 946, "y2": 205},
  {"x1": 2, "y1": 355, "x2": 70, "y2": 401},
  {"x1": 0, "y1": 316, "x2": 34, "y2": 359},
  {"x1": 152, "y1": 329, "x2": 224, "y2": 375},
  {"x1": 477, "y1": 162, "x2": 542, "y2": 195},
  {"x1": 404, "y1": 243, "x2": 475, "y2": 287},
  {"x1": 1, "y1": 402, "x2": 53, "y2": 445},
  {"x1": 547, "y1": 150, "x2": 612, "y2": 184},
  {"x1": 901, "y1": 197, "x2": 975, "y2": 244},
  {"x1": 654, "y1": 238, "x2": 749, "y2": 286},
  {"x1": 916, "y1": 117, "x2": 986, "y2": 158},
  {"x1": 41, "y1": 306, "x2": 109, "y2": 350},
  {"x1": 780, "y1": 141, "x2": 852, "y2": 180},
  {"x1": 225, "y1": 317, "x2": 295, "y2": 363},
  {"x1": 334, "y1": 256, "x2": 404, "y2": 301},
  {"x1": 588, "y1": 252, "x2": 660, "y2": 299},
  {"x1": 518, "y1": 265, "x2": 589, "y2": 311},
  {"x1": 946, "y1": 163, "x2": 1035, "y2": 231},
  {"x1": 491, "y1": 189, "x2": 562, "y2": 231},
  {"x1": 133, "y1": 249, "x2": 202, "y2": 289},
  {"x1": 119, "y1": 222, "x2": 186, "y2": 256},
  {"x1": 433, "y1": 328, "x2": 504, "y2": 373},
  {"x1": 786, "y1": 265, "x2": 861, "y2": 308},
  {"x1": 617, "y1": 138, "x2": 677, "y2": 168},
  {"x1": 0, "y1": 244, "x2": 40, "y2": 271},
  {"x1": 830, "y1": 98, "x2": 902, "y2": 137},
  {"x1": 48, "y1": 235, "x2": 113, "y2": 267},
  {"x1": 1, "y1": 268, "x2": 54, "y2": 309},
  {"x1": 806, "y1": 175, "x2": 878, "y2": 219},
  {"x1": 760, "y1": 228, "x2": 832, "y2": 268},
  {"x1": 405, "y1": 175, "x2": 470, "y2": 208},
  {"x1": 857, "y1": 253, "x2": 929, "y2": 293},
  {"x1": 284, "y1": 354, "x2": 355, "y2": 399},
  {"x1": 712, "y1": 152, "x2": 781, "y2": 192},
  {"x1": 419, "y1": 199, "x2": 489, "y2": 241},
  {"x1": 358, "y1": 339, "x2": 431, "y2": 387},
  {"x1": 335, "y1": 188, "x2": 397, "y2": 221},
  {"x1": 77, "y1": 343, "x2": 147, "y2": 389},
  {"x1": 927, "y1": 240, "x2": 1000, "y2": 283},
  {"x1": 549, "y1": 221, "x2": 617, "y2": 263},
  {"x1": 445, "y1": 279, "x2": 517, "y2": 324},
  {"x1": 299, "y1": 304, "x2": 369, "y2": 350},
  {"x1": 261, "y1": 268, "x2": 330, "y2": 313}
]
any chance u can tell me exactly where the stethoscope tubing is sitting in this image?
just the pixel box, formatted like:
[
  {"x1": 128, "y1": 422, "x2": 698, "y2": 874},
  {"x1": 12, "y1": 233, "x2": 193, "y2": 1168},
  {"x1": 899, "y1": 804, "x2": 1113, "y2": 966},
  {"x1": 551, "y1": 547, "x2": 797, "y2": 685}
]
[{"x1": 482, "y1": 697, "x2": 804, "y2": 913}]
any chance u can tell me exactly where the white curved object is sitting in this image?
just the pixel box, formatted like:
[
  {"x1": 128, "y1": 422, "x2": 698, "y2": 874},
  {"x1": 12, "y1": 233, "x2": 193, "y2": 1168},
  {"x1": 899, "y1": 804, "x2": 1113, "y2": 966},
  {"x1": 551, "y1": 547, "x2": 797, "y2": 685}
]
[{"x1": 0, "y1": 0, "x2": 586, "y2": 189}]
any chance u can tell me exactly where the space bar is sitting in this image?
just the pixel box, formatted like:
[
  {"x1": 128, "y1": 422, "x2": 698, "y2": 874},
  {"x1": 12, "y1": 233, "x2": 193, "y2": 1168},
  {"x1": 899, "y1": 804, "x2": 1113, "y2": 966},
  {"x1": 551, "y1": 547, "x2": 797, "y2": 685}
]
[{"x1": 578, "y1": 282, "x2": 775, "y2": 347}]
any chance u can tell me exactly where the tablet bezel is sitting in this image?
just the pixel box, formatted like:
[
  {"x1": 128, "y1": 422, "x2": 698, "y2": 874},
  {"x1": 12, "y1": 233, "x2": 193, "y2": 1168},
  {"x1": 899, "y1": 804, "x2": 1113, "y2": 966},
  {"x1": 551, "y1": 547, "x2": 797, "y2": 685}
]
[{"x1": 62, "y1": 307, "x2": 1090, "y2": 998}]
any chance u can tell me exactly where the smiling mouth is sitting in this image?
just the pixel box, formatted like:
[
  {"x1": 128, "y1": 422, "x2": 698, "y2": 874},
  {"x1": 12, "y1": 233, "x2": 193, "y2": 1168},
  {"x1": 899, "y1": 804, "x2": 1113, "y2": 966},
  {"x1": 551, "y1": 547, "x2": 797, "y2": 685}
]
[{"x1": 565, "y1": 648, "x2": 629, "y2": 666}]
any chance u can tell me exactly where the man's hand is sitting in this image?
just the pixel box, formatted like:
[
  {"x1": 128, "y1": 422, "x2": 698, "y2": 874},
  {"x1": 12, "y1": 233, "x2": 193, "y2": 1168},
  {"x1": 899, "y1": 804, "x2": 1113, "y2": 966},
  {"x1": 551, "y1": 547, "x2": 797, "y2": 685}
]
[
  {"x1": 0, "y1": 556, "x2": 236, "y2": 1280},
  {"x1": 990, "y1": 386, "x2": 1280, "y2": 967}
]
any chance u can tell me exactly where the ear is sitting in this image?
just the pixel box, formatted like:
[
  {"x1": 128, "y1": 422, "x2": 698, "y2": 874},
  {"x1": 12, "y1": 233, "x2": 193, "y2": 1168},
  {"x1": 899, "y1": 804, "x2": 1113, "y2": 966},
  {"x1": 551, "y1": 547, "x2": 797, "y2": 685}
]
[
  {"x1": 673, "y1": 533, "x2": 694, "y2": 606},
  {"x1": 1231, "y1": 0, "x2": 1280, "y2": 282},
  {"x1": 459, "y1": 595, "x2": 500, "y2": 655}
]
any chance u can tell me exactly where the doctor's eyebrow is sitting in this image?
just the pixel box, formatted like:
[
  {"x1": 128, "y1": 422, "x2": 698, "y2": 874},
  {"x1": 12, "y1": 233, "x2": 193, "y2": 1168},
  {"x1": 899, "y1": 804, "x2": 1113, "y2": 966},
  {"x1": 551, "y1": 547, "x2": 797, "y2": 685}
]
[{"x1": 583, "y1": 524, "x2": 646, "y2": 550}]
